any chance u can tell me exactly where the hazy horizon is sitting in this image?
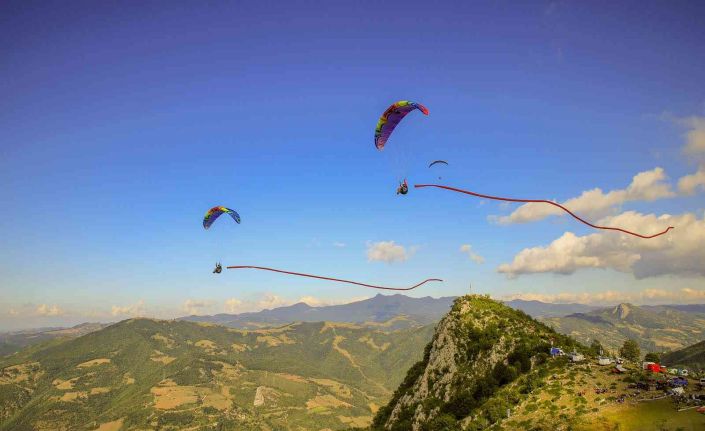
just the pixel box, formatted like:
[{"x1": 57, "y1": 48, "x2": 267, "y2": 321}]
[{"x1": 3, "y1": 292, "x2": 703, "y2": 332}]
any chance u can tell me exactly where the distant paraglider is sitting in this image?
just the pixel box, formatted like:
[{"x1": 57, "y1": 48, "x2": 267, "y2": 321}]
[
  {"x1": 203, "y1": 206, "x2": 241, "y2": 229},
  {"x1": 428, "y1": 160, "x2": 448, "y2": 168},
  {"x1": 428, "y1": 160, "x2": 448, "y2": 179},
  {"x1": 213, "y1": 263, "x2": 222, "y2": 274}
]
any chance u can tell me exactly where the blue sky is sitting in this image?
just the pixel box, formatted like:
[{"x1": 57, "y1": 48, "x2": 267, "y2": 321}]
[{"x1": 1, "y1": 1, "x2": 704, "y2": 329}]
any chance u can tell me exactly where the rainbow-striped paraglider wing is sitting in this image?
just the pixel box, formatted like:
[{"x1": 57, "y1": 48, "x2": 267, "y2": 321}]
[
  {"x1": 203, "y1": 206, "x2": 241, "y2": 229},
  {"x1": 374, "y1": 100, "x2": 429, "y2": 150}
]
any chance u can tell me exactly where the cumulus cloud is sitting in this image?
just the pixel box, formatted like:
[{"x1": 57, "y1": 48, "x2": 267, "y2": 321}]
[
  {"x1": 459, "y1": 244, "x2": 485, "y2": 264},
  {"x1": 256, "y1": 294, "x2": 289, "y2": 310},
  {"x1": 497, "y1": 168, "x2": 675, "y2": 224},
  {"x1": 224, "y1": 298, "x2": 244, "y2": 313},
  {"x1": 366, "y1": 241, "x2": 413, "y2": 263},
  {"x1": 678, "y1": 116, "x2": 705, "y2": 155},
  {"x1": 502, "y1": 287, "x2": 705, "y2": 305},
  {"x1": 678, "y1": 165, "x2": 705, "y2": 195},
  {"x1": 111, "y1": 300, "x2": 146, "y2": 317},
  {"x1": 498, "y1": 210, "x2": 705, "y2": 279},
  {"x1": 182, "y1": 299, "x2": 214, "y2": 315},
  {"x1": 35, "y1": 304, "x2": 63, "y2": 316},
  {"x1": 223, "y1": 294, "x2": 291, "y2": 314}
]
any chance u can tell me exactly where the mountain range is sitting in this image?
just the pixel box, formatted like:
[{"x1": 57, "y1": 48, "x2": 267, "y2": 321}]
[
  {"x1": 4, "y1": 296, "x2": 705, "y2": 359},
  {"x1": 179, "y1": 296, "x2": 705, "y2": 354},
  {"x1": 2, "y1": 295, "x2": 705, "y2": 430},
  {"x1": 179, "y1": 294, "x2": 457, "y2": 330},
  {"x1": 502, "y1": 300, "x2": 601, "y2": 317}
]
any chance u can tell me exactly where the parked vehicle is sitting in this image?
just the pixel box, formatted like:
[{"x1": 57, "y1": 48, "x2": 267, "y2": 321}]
[{"x1": 670, "y1": 377, "x2": 688, "y2": 387}]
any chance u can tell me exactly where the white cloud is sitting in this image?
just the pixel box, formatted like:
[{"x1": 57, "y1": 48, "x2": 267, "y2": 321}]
[
  {"x1": 222, "y1": 294, "x2": 290, "y2": 314},
  {"x1": 256, "y1": 294, "x2": 289, "y2": 310},
  {"x1": 678, "y1": 165, "x2": 705, "y2": 195},
  {"x1": 35, "y1": 304, "x2": 63, "y2": 316},
  {"x1": 497, "y1": 168, "x2": 675, "y2": 224},
  {"x1": 224, "y1": 298, "x2": 244, "y2": 313},
  {"x1": 182, "y1": 299, "x2": 214, "y2": 315},
  {"x1": 459, "y1": 244, "x2": 485, "y2": 264},
  {"x1": 333, "y1": 242, "x2": 346, "y2": 248},
  {"x1": 111, "y1": 300, "x2": 146, "y2": 317},
  {"x1": 366, "y1": 241, "x2": 413, "y2": 263},
  {"x1": 498, "y1": 210, "x2": 705, "y2": 279},
  {"x1": 502, "y1": 287, "x2": 705, "y2": 305},
  {"x1": 678, "y1": 116, "x2": 705, "y2": 155}
]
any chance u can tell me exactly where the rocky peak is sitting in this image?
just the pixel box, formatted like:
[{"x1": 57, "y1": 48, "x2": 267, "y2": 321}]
[
  {"x1": 612, "y1": 303, "x2": 632, "y2": 320},
  {"x1": 373, "y1": 295, "x2": 577, "y2": 431}
]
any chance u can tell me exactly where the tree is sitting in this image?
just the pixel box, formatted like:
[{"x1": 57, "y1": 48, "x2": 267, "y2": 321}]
[
  {"x1": 424, "y1": 413, "x2": 461, "y2": 431},
  {"x1": 619, "y1": 339, "x2": 641, "y2": 362},
  {"x1": 644, "y1": 352, "x2": 661, "y2": 363},
  {"x1": 589, "y1": 339, "x2": 604, "y2": 356}
]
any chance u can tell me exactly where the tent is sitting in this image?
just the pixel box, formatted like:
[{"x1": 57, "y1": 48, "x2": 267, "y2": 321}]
[
  {"x1": 670, "y1": 387, "x2": 685, "y2": 396},
  {"x1": 598, "y1": 357, "x2": 612, "y2": 366},
  {"x1": 570, "y1": 353, "x2": 585, "y2": 362},
  {"x1": 647, "y1": 363, "x2": 662, "y2": 373},
  {"x1": 550, "y1": 347, "x2": 564, "y2": 357}
]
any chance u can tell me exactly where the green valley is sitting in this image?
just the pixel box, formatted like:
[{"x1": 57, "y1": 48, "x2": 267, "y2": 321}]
[{"x1": 0, "y1": 318, "x2": 434, "y2": 430}]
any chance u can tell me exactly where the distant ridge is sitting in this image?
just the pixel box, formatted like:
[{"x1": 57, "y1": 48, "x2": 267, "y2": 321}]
[
  {"x1": 502, "y1": 299, "x2": 600, "y2": 317},
  {"x1": 179, "y1": 293, "x2": 457, "y2": 329},
  {"x1": 662, "y1": 340, "x2": 705, "y2": 371},
  {"x1": 543, "y1": 302, "x2": 705, "y2": 352},
  {"x1": 0, "y1": 322, "x2": 107, "y2": 356},
  {"x1": 179, "y1": 296, "x2": 705, "y2": 330}
]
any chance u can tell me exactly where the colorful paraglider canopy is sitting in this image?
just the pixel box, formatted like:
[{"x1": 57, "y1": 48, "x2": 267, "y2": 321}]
[
  {"x1": 374, "y1": 101, "x2": 429, "y2": 150},
  {"x1": 428, "y1": 160, "x2": 448, "y2": 168},
  {"x1": 203, "y1": 206, "x2": 241, "y2": 229}
]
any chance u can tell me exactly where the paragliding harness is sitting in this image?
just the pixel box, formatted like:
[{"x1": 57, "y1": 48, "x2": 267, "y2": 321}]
[
  {"x1": 213, "y1": 263, "x2": 222, "y2": 274},
  {"x1": 396, "y1": 179, "x2": 409, "y2": 195}
]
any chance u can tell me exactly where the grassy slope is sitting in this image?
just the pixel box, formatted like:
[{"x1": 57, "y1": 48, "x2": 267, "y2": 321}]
[
  {"x1": 662, "y1": 340, "x2": 705, "y2": 371},
  {"x1": 0, "y1": 318, "x2": 434, "y2": 431},
  {"x1": 498, "y1": 359, "x2": 705, "y2": 431},
  {"x1": 542, "y1": 304, "x2": 705, "y2": 353}
]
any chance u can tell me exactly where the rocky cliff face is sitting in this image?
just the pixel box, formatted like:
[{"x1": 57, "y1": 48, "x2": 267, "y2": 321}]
[{"x1": 373, "y1": 295, "x2": 579, "y2": 431}]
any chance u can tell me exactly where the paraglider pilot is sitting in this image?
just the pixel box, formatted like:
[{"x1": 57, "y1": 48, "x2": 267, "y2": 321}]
[
  {"x1": 396, "y1": 179, "x2": 409, "y2": 195},
  {"x1": 213, "y1": 263, "x2": 222, "y2": 274}
]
